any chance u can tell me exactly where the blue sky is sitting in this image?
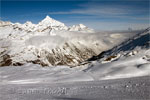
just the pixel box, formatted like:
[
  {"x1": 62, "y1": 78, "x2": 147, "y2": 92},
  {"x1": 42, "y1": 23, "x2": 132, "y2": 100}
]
[{"x1": 1, "y1": 0, "x2": 149, "y2": 30}]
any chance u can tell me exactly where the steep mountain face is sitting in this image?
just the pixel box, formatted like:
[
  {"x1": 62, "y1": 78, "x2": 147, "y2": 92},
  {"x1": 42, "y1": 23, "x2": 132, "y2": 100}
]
[
  {"x1": 36, "y1": 16, "x2": 68, "y2": 32},
  {"x1": 0, "y1": 34, "x2": 110, "y2": 67},
  {"x1": 38, "y1": 16, "x2": 66, "y2": 28}
]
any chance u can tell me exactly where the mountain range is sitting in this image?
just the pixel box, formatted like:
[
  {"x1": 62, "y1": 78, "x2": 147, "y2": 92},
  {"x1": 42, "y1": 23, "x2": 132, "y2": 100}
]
[
  {"x1": 0, "y1": 16, "x2": 105, "y2": 67},
  {"x1": 0, "y1": 16, "x2": 149, "y2": 67}
]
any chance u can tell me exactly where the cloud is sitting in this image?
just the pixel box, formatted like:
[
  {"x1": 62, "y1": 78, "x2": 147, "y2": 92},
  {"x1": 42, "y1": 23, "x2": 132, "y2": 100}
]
[
  {"x1": 48, "y1": 8, "x2": 129, "y2": 16},
  {"x1": 48, "y1": 2, "x2": 148, "y2": 17},
  {"x1": 47, "y1": 1, "x2": 149, "y2": 30}
]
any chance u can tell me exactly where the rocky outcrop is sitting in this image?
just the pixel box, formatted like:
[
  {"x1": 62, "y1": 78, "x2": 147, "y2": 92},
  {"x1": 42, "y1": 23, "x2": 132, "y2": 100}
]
[{"x1": 33, "y1": 42, "x2": 101, "y2": 67}]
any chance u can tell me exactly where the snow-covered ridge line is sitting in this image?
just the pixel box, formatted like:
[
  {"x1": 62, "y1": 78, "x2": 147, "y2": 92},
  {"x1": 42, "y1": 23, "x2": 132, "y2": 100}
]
[{"x1": 0, "y1": 16, "x2": 94, "y2": 33}]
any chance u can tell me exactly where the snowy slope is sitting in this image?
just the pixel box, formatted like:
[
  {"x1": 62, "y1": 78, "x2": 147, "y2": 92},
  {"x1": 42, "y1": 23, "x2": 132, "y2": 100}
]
[
  {"x1": 0, "y1": 36, "x2": 150, "y2": 99},
  {"x1": 0, "y1": 27, "x2": 149, "y2": 80},
  {"x1": 0, "y1": 67, "x2": 149, "y2": 100},
  {"x1": 88, "y1": 27, "x2": 150, "y2": 62},
  {"x1": 0, "y1": 49, "x2": 150, "y2": 99},
  {"x1": 83, "y1": 27, "x2": 150, "y2": 79}
]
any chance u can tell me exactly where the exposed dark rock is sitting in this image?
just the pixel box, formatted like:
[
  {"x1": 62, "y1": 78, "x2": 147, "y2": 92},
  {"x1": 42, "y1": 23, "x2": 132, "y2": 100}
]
[{"x1": 0, "y1": 55, "x2": 12, "y2": 66}]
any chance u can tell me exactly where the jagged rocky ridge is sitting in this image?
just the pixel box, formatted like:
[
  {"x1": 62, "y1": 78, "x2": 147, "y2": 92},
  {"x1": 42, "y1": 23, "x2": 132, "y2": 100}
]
[{"x1": 0, "y1": 37, "x2": 105, "y2": 67}]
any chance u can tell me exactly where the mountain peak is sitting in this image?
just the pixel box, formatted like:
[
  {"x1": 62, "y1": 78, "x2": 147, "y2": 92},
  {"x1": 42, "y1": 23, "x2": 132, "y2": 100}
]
[
  {"x1": 78, "y1": 24, "x2": 86, "y2": 28},
  {"x1": 69, "y1": 24, "x2": 94, "y2": 33},
  {"x1": 24, "y1": 21, "x2": 33, "y2": 25},
  {"x1": 44, "y1": 15, "x2": 53, "y2": 21},
  {"x1": 38, "y1": 15, "x2": 66, "y2": 27},
  {"x1": 41, "y1": 15, "x2": 54, "y2": 22}
]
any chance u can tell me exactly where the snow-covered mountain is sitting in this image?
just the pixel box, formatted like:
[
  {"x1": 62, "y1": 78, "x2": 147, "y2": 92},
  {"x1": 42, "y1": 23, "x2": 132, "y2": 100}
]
[
  {"x1": 0, "y1": 16, "x2": 148, "y2": 67},
  {"x1": 88, "y1": 27, "x2": 150, "y2": 62},
  {"x1": 0, "y1": 16, "x2": 113, "y2": 67},
  {"x1": 69, "y1": 24, "x2": 94, "y2": 33},
  {"x1": 38, "y1": 16, "x2": 66, "y2": 27},
  {"x1": 36, "y1": 16, "x2": 68, "y2": 32},
  {"x1": 83, "y1": 27, "x2": 150, "y2": 79},
  {"x1": 0, "y1": 16, "x2": 93, "y2": 34}
]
